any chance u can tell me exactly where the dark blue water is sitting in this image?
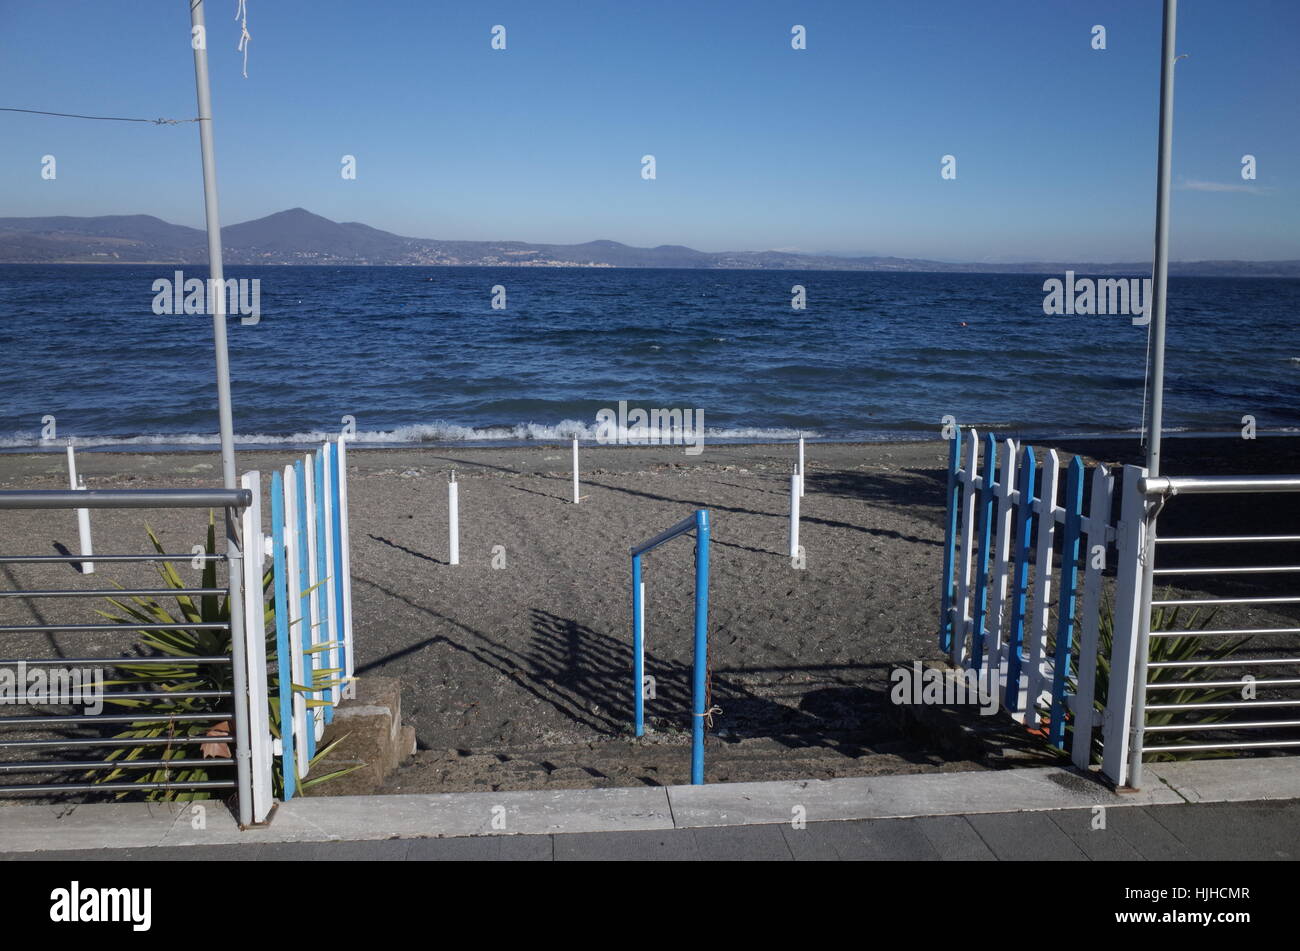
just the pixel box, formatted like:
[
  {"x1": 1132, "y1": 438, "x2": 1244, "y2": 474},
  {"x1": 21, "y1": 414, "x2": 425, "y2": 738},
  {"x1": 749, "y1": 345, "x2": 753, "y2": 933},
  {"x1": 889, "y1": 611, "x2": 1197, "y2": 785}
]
[{"x1": 1, "y1": 265, "x2": 1297, "y2": 450}]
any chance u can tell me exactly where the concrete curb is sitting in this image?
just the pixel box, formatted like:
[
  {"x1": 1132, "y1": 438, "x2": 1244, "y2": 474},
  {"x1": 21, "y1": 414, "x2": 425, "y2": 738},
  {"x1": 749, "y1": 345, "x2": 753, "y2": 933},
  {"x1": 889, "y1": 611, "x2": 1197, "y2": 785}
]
[{"x1": 0, "y1": 759, "x2": 1295, "y2": 853}]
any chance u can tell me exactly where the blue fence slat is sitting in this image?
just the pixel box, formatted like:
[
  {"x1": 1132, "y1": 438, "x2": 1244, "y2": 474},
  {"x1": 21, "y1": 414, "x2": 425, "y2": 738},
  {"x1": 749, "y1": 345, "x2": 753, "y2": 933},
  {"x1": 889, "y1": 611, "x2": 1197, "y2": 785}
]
[
  {"x1": 1049, "y1": 455, "x2": 1086, "y2": 748},
  {"x1": 295, "y1": 457, "x2": 315, "y2": 761},
  {"x1": 314, "y1": 449, "x2": 333, "y2": 726},
  {"x1": 270, "y1": 471, "x2": 295, "y2": 800},
  {"x1": 939, "y1": 427, "x2": 963, "y2": 653},
  {"x1": 1004, "y1": 446, "x2": 1037, "y2": 711},
  {"x1": 970, "y1": 432, "x2": 997, "y2": 669}
]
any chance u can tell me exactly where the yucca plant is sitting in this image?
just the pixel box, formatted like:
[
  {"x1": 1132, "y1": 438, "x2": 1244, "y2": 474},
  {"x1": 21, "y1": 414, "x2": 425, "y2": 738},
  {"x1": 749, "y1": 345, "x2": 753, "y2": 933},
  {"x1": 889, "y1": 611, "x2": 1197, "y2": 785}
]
[
  {"x1": 1070, "y1": 587, "x2": 1250, "y2": 763},
  {"x1": 90, "y1": 513, "x2": 360, "y2": 799}
]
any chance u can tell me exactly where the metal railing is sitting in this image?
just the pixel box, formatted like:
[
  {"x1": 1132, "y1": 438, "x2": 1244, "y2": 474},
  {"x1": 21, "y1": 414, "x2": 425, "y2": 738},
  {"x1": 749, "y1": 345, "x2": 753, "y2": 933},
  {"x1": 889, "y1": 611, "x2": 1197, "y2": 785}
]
[
  {"x1": 0, "y1": 487, "x2": 256, "y2": 821},
  {"x1": 630, "y1": 510, "x2": 711, "y2": 784},
  {"x1": 1127, "y1": 474, "x2": 1300, "y2": 785}
]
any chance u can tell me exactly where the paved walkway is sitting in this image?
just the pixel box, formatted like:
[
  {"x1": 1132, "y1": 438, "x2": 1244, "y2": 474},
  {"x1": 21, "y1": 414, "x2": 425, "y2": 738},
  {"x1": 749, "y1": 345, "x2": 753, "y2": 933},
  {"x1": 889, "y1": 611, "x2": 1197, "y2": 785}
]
[
  {"x1": 1, "y1": 759, "x2": 1297, "y2": 860},
  {"x1": 4, "y1": 799, "x2": 1298, "y2": 861}
]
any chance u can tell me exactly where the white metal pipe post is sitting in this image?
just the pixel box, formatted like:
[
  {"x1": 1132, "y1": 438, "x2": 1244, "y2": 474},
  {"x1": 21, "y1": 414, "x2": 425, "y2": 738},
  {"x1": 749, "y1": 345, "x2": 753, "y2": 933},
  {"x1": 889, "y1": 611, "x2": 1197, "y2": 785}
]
[
  {"x1": 65, "y1": 444, "x2": 94, "y2": 573},
  {"x1": 448, "y1": 472, "x2": 460, "y2": 565},
  {"x1": 190, "y1": 0, "x2": 252, "y2": 827},
  {"x1": 572, "y1": 436, "x2": 580, "y2": 504},
  {"x1": 1129, "y1": 0, "x2": 1179, "y2": 790},
  {"x1": 789, "y1": 472, "x2": 800, "y2": 558}
]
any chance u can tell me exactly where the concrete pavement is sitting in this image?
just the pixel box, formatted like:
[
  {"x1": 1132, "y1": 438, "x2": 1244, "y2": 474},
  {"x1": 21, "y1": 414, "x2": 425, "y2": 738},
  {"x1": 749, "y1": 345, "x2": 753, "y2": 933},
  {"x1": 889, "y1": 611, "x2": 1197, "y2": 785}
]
[{"x1": 1, "y1": 759, "x2": 1297, "y2": 859}]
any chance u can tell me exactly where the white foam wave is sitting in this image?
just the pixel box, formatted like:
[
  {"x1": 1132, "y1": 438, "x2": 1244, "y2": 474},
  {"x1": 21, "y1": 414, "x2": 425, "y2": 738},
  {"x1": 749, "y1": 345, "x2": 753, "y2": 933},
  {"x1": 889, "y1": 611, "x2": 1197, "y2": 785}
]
[{"x1": 0, "y1": 420, "x2": 820, "y2": 450}]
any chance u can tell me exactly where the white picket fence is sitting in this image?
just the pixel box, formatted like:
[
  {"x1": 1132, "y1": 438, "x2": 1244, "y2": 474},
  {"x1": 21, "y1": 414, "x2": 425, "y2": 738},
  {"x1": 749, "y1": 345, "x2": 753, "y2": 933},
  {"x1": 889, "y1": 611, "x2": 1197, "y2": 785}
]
[
  {"x1": 940, "y1": 428, "x2": 1147, "y2": 784},
  {"x1": 237, "y1": 432, "x2": 357, "y2": 822}
]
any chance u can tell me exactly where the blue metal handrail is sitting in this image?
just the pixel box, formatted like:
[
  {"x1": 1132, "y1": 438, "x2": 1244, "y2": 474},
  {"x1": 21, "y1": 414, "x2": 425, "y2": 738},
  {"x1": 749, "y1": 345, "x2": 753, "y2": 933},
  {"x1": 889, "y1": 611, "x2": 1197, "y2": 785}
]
[{"x1": 630, "y1": 509, "x2": 711, "y2": 784}]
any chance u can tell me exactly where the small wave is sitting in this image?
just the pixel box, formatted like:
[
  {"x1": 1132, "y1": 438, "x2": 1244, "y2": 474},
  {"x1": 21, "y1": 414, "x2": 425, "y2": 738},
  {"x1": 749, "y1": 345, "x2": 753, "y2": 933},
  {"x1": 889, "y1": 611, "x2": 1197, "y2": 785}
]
[{"x1": 0, "y1": 421, "x2": 821, "y2": 451}]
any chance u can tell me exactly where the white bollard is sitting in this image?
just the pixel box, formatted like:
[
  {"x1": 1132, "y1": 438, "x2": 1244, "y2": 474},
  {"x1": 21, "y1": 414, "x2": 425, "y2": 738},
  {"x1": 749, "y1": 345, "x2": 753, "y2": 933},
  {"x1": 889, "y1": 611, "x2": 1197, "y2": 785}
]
[
  {"x1": 76, "y1": 476, "x2": 94, "y2": 574},
  {"x1": 789, "y1": 472, "x2": 800, "y2": 559},
  {"x1": 572, "y1": 436, "x2": 580, "y2": 504},
  {"x1": 798, "y1": 436, "x2": 805, "y2": 497},
  {"x1": 448, "y1": 472, "x2": 460, "y2": 566},
  {"x1": 66, "y1": 444, "x2": 94, "y2": 574}
]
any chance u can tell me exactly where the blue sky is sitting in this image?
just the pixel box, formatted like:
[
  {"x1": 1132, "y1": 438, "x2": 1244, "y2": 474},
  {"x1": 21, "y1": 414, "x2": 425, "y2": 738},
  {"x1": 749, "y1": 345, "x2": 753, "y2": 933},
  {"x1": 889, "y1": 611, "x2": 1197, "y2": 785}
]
[{"x1": 0, "y1": 0, "x2": 1296, "y2": 262}]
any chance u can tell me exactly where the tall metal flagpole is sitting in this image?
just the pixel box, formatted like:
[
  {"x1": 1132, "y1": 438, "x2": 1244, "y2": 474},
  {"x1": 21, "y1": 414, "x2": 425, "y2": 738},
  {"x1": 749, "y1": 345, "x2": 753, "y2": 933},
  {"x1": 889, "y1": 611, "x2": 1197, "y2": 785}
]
[
  {"x1": 189, "y1": 0, "x2": 253, "y2": 825},
  {"x1": 1128, "y1": 0, "x2": 1178, "y2": 789}
]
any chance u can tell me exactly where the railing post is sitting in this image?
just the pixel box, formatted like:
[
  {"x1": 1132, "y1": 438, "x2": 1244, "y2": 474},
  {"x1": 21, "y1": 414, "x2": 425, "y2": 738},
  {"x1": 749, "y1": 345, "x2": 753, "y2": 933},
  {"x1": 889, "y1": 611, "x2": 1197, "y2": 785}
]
[
  {"x1": 1127, "y1": 489, "x2": 1161, "y2": 789},
  {"x1": 632, "y1": 553, "x2": 644, "y2": 737},
  {"x1": 240, "y1": 471, "x2": 273, "y2": 822},
  {"x1": 1102, "y1": 464, "x2": 1149, "y2": 787},
  {"x1": 691, "y1": 510, "x2": 711, "y2": 785},
  {"x1": 224, "y1": 507, "x2": 253, "y2": 828}
]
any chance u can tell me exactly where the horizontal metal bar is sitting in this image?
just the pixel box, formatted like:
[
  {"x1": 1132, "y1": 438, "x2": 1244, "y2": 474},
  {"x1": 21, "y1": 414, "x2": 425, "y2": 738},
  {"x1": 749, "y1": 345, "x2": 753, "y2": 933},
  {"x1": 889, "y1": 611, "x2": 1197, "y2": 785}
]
[
  {"x1": 1152, "y1": 595, "x2": 1300, "y2": 607},
  {"x1": 0, "y1": 622, "x2": 228, "y2": 634},
  {"x1": 1156, "y1": 535, "x2": 1300, "y2": 544},
  {"x1": 1146, "y1": 699, "x2": 1300, "y2": 712},
  {"x1": 1144, "y1": 719, "x2": 1300, "y2": 732},
  {"x1": 1142, "y1": 739, "x2": 1300, "y2": 752},
  {"x1": 0, "y1": 736, "x2": 232, "y2": 749},
  {"x1": 1, "y1": 690, "x2": 230, "y2": 703},
  {"x1": 0, "y1": 712, "x2": 232, "y2": 726},
  {"x1": 1146, "y1": 677, "x2": 1300, "y2": 690},
  {"x1": 1142, "y1": 475, "x2": 1300, "y2": 496},
  {"x1": 630, "y1": 514, "x2": 698, "y2": 557},
  {"x1": 1150, "y1": 628, "x2": 1300, "y2": 638},
  {"x1": 0, "y1": 781, "x2": 235, "y2": 794},
  {"x1": 101, "y1": 689, "x2": 231, "y2": 700},
  {"x1": 0, "y1": 488, "x2": 251, "y2": 510},
  {"x1": 0, "y1": 554, "x2": 225, "y2": 565},
  {"x1": 1153, "y1": 566, "x2": 1300, "y2": 576},
  {"x1": 1149, "y1": 657, "x2": 1300, "y2": 670},
  {"x1": 0, "y1": 588, "x2": 225, "y2": 599},
  {"x1": 0, "y1": 656, "x2": 232, "y2": 666},
  {"x1": 0, "y1": 758, "x2": 233, "y2": 773}
]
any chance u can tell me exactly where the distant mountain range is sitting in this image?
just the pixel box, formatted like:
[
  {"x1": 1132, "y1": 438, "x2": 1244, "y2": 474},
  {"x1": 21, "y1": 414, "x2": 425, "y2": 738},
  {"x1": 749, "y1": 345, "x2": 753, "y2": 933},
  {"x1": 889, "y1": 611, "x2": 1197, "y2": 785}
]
[{"x1": 1, "y1": 208, "x2": 1296, "y2": 276}]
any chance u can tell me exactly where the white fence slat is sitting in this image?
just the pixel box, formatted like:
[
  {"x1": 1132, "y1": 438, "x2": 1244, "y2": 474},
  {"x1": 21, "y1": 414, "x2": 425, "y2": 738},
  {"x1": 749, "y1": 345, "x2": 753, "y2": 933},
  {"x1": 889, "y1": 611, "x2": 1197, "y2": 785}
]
[
  {"x1": 336, "y1": 435, "x2": 356, "y2": 699},
  {"x1": 1071, "y1": 464, "x2": 1113, "y2": 770},
  {"x1": 1025, "y1": 450, "x2": 1060, "y2": 726},
  {"x1": 1102, "y1": 465, "x2": 1148, "y2": 786},
  {"x1": 239, "y1": 471, "x2": 274, "y2": 822},
  {"x1": 322, "y1": 442, "x2": 340, "y2": 709},
  {"x1": 984, "y1": 438, "x2": 1018, "y2": 707},
  {"x1": 303, "y1": 454, "x2": 324, "y2": 742}
]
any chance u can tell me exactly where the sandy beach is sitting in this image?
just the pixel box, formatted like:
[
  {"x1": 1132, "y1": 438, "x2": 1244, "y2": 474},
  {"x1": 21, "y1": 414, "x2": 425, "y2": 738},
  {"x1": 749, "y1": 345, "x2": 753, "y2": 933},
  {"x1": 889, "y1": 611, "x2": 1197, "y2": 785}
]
[{"x1": 2, "y1": 435, "x2": 1299, "y2": 794}]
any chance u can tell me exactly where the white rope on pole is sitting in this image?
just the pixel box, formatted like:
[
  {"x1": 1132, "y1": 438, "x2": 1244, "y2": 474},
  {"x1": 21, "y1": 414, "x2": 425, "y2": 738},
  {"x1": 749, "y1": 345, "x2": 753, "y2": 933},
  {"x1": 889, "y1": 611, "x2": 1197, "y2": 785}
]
[{"x1": 235, "y1": 0, "x2": 252, "y2": 79}]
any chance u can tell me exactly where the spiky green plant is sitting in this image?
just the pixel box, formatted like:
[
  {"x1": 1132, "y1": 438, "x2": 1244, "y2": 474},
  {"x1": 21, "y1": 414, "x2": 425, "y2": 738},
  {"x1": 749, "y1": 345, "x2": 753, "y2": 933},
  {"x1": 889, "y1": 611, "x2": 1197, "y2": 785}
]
[
  {"x1": 90, "y1": 513, "x2": 360, "y2": 799},
  {"x1": 1071, "y1": 588, "x2": 1250, "y2": 763}
]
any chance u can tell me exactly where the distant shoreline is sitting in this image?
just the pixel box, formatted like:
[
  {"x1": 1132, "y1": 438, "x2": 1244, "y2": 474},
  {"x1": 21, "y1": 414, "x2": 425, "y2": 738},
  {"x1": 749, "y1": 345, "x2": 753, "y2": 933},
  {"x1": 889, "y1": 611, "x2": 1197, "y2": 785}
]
[{"x1": 5, "y1": 261, "x2": 1300, "y2": 278}]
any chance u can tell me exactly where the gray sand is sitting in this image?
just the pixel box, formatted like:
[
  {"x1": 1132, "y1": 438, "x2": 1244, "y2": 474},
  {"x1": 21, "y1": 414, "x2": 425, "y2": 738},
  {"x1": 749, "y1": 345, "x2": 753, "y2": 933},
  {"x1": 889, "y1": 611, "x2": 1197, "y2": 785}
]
[{"x1": 2, "y1": 435, "x2": 1298, "y2": 795}]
